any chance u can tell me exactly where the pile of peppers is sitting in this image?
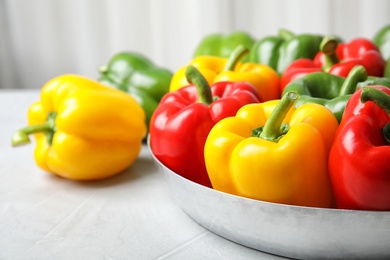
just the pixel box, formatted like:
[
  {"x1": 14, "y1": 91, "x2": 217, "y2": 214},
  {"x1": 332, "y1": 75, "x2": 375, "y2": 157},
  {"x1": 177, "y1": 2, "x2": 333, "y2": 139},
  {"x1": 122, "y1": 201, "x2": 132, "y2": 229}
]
[{"x1": 12, "y1": 24, "x2": 390, "y2": 211}]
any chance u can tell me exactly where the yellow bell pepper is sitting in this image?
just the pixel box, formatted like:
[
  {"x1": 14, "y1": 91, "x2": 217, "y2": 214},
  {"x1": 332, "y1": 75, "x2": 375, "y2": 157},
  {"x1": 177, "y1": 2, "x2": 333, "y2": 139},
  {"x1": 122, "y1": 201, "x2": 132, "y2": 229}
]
[
  {"x1": 170, "y1": 45, "x2": 280, "y2": 102},
  {"x1": 12, "y1": 74, "x2": 146, "y2": 181},
  {"x1": 204, "y1": 91, "x2": 338, "y2": 208},
  {"x1": 170, "y1": 56, "x2": 227, "y2": 92}
]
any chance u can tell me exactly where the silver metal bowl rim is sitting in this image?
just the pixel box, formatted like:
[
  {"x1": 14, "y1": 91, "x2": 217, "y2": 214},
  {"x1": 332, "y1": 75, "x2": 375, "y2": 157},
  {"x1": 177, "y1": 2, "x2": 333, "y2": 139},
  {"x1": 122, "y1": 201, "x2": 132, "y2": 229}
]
[{"x1": 147, "y1": 138, "x2": 389, "y2": 215}]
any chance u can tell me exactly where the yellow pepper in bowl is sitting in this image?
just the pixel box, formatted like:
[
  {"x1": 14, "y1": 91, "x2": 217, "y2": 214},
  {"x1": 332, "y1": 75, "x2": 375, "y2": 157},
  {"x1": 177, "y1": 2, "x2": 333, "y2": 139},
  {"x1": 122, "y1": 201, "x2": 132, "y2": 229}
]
[
  {"x1": 170, "y1": 45, "x2": 280, "y2": 102},
  {"x1": 204, "y1": 91, "x2": 338, "y2": 208}
]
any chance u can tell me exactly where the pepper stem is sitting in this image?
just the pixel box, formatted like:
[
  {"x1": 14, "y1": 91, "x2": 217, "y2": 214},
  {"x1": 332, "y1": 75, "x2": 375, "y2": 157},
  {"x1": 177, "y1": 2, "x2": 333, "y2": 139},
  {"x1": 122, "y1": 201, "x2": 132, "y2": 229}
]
[
  {"x1": 98, "y1": 65, "x2": 108, "y2": 74},
  {"x1": 259, "y1": 91, "x2": 299, "y2": 142},
  {"x1": 11, "y1": 112, "x2": 57, "y2": 147},
  {"x1": 278, "y1": 28, "x2": 294, "y2": 41},
  {"x1": 320, "y1": 36, "x2": 339, "y2": 72},
  {"x1": 361, "y1": 87, "x2": 390, "y2": 115},
  {"x1": 223, "y1": 45, "x2": 249, "y2": 71},
  {"x1": 383, "y1": 123, "x2": 390, "y2": 143},
  {"x1": 185, "y1": 65, "x2": 214, "y2": 105},
  {"x1": 12, "y1": 124, "x2": 51, "y2": 146},
  {"x1": 339, "y1": 65, "x2": 368, "y2": 96},
  {"x1": 361, "y1": 87, "x2": 390, "y2": 144}
]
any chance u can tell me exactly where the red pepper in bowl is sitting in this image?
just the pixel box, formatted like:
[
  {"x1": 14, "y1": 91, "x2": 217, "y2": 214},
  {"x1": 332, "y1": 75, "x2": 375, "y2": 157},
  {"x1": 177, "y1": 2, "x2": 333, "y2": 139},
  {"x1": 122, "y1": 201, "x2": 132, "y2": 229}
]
[
  {"x1": 328, "y1": 86, "x2": 390, "y2": 210},
  {"x1": 280, "y1": 37, "x2": 385, "y2": 91},
  {"x1": 149, "y1": 66, "x2": 260, "y2": 188}
]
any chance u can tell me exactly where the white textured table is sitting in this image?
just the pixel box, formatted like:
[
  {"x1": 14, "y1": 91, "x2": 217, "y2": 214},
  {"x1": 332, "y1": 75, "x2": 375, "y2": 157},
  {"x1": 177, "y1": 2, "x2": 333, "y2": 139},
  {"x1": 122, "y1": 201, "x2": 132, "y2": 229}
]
[{"x1": 0, "y1": 90, "x2": 283, "y2": 260}]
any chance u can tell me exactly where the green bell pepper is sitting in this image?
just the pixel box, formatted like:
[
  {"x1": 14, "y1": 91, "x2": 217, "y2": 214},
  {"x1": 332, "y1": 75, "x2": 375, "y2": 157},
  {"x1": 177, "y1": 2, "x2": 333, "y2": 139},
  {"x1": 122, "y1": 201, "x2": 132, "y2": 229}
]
[
  {"x1": 373, "y1": 24, "x2": 390, "y2": 61},
  {"x1": 193, "y1": 31, "x2": 255, "y2": 62},
  {"x1": 385, "y1": 59, "x2": 390, "y2": 78},
  {"x1": 282, "y1": 65, "x2": 390, "y2": 122},
  {"x1": 98, "y1": 51, "x2": 172, "y2": 129},
  {"x1": 248, "y1": 29, "x2": 324, "y2": 75}
]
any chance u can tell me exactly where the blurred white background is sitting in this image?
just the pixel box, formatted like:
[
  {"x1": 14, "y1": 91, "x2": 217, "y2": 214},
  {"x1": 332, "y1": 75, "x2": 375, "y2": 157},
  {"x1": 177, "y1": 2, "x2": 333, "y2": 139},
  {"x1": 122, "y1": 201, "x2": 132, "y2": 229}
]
[{"x1": 1, "y1": 0, "x2": 390, "y2": 89}]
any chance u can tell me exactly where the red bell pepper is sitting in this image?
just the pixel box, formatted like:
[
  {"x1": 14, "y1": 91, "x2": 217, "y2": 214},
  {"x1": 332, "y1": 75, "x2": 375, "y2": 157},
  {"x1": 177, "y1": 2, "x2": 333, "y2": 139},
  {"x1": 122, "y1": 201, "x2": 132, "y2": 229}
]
[
  {"x1": 328, "y1": 86, "x2": 390, "y2": 210},
  {"x1": 280, "y1": 37, "x2": 386, "y2": 92},
  {"x1": 149, "y1": 66, "x2": 260, "y2": 187}
]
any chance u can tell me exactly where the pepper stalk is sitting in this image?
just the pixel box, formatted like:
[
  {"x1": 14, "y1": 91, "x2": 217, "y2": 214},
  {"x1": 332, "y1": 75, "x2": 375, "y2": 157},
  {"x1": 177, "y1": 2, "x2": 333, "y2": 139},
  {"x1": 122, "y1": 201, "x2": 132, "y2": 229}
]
[
  {"x1": 339, "y1": 65, "x2": 368, "y2": 96},
  {"x1": 185, "y1": 65, "x2": 214, "y2": 105},
  {"x1": 223, "y1": 45, "x2": 249, "y2": 71},
  {"x1": 320, "y1": 36, "x2": 339, "y2": 72},
  {"x1": 12, "y1": 112, "x2": 57, "y2": 146},
  {"x1": 360, "y1": 87, "x2": 390, "y2": 143},
  {"x1": 251, "y1": 91, "x2": 299, "y2": 142}
]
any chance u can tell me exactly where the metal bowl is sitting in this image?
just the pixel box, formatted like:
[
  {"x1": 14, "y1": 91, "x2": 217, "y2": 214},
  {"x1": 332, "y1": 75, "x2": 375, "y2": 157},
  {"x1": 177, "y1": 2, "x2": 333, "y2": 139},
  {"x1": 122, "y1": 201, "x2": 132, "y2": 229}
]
[{"x1": 148, "y1": 142, "x2": 390, "y2": 259}]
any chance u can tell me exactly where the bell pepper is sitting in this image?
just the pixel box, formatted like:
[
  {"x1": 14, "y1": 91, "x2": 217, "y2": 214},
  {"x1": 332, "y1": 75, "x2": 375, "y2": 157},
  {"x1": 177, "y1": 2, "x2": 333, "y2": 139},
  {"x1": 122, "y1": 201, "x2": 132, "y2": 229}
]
[
  {"x1": 170, "y1": 45, "x2": 280, "y2": 102},
  {"x1": 150, "y1": 66, "x2": 260, "y2": 188},
  {"x1": 328, "y1": 86, "x2": 390, "y2": 210},
  {"x1": 280, "y1": 37, "x2": 386, "y2": 91},
  {"x1": 193, "y1": 31, "x2": 255, "y2": 62},
  {"x1": 98, "y1": 51, "x2": 172, "y2": 128},
  {"x1": 12, "y1": 74, "x2": 146, "y2": 181},
  {"x1": 248, "y1": 28, "x2": 324, "y2": 75},
  {"x1": 282, "y1": 65, "x2": 390, "y2": 122},
  {"x1": 373, "y1": 24, "x2": 390, "y2": 61},
  {"x1": 204, "y1": 91, "x2": 338, "y2": 208}
]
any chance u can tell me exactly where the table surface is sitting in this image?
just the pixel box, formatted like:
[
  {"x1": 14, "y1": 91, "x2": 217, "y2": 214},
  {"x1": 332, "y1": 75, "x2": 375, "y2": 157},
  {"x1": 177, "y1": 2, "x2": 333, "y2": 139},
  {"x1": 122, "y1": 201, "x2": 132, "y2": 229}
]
[{"x1": 0, "y1": 90, "x2": 284, "y2": 260}]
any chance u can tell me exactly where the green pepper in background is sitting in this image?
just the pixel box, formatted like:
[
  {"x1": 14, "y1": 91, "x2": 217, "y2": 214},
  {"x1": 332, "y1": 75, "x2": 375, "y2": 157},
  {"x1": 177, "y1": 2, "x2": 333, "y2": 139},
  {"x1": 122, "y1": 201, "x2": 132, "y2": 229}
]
[
  {"x1": 373, "y1": 24, "x2": 390, "y2": 61},
  {"x1": 248, "y1": 29, "x2": 325, "y2": 75},
  {"x1": 193, "y1": 31, "x2": 255, "y2": 62},
  {"x1": 98, "y1": 52, "x2": 172, "y2": 129},
  {"x1": 384, "y1": 59, "x2": 390, "y2": 78},
  {"x1": 282, "y1": 65, "x2": 390, "y2": 122}
]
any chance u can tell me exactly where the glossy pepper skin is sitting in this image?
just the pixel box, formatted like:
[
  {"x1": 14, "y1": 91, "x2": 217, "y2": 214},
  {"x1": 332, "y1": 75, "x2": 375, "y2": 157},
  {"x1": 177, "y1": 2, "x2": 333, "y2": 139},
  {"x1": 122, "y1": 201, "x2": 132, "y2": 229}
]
[
  {"x1": 204, "y1": 92, "x2": 338, "y2": 208},
  {"x1": 283, "y1": 65, "x2": 390, "y2": 122},
  {"x1": 12, "y1": 74, "x2": 146, "y2": 181},
  {"x1": 98, "y1": 51, "x2": 172, "y2": 128},
  {"x1": 373, "y1": 24, "x2": 390, "y2": 61},
  {"x1": 248, "y1": 28, "x2": 324, "y2": 75},
  {"x1": 281, "y1": 37, "x2": 386, "y2": 91},
  {"x1": 193, "y1": 31, "x2": 255, "y2": 62},
  {"x1": 150, "y1": 66, "x2": 260, "y2": 188},
  {"x1": 170, "y1": 45, "x2": 280, "y2": 102},
  {"x1": 328, "y1": 86, "x2": 390, "y2": 210}
]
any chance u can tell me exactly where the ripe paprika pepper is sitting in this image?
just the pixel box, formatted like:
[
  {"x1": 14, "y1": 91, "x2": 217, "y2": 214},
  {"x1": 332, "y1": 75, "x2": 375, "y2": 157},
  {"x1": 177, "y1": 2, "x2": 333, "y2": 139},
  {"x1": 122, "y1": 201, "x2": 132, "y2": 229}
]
[
  {"x1": 12, "y1": 74, "x2": 147, "y2": 181},
  {"x1": 328, "y1": 86, "x2": 390, "y2": 210},
  {"x1": 280, "y1": 37, "x2": 386, "y2": 91},
  {"x1": 248, "y1": 28, "x2": 324, "y2": 75},
  {"x1": 150, "y1": 66, "x2": 260, "y2": 188},
  {"x1": 193, "y1": 31, "x2": 255, "y2": 62},
  {"x1": 204, "y1": 91, "x2": 338, "y2": 208},
  {"x1": 170, "y1": 45, "x2": 280, "y2": 102},
  {"x1": 282, "y1": 65, "x2": 390, "y2": 122},
  {"x1": 373, "y1": 24, "x2": 390, "y2": 61},
  {"x1": 98, "y1": 51, "x2": 172, "y2": 128}
]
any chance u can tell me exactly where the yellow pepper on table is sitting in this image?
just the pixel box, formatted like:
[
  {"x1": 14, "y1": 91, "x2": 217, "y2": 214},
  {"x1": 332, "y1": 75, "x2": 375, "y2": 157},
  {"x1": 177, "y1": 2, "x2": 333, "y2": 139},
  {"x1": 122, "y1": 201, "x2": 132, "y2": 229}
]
[
  {"x1": 204, "y1": 91, "x2": 338, "y2": 208},
  {"x1": 170, "y1": 45, "x2": 281, "y2": 102},
  {"x1": 12, "y1": 74, "x2": 146, "y2": 181}
]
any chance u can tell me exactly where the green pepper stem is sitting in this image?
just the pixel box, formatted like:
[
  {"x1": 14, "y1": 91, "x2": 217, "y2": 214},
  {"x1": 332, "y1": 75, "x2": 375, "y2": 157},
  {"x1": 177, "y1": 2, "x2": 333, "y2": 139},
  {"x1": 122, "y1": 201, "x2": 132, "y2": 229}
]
[
  {"x1": 223, "y1": 45, "x2": 249, "y2": 71},
  {"x1": 12, "y1": 124, "x2": 52, "y2": 146},
  {"x1": 361, "y1": 87, "x2": 390, "y2": 115},
  {"x1": 360, "y1": 87, "x2": 390, "y2": 144},
  {"x1": 320, "y1": 36, "x2": 339, "y2": 72},
  {"x1": 383, "y1": 123, "x2": 390, "y2": 143},
  {"x1": 278, "y1": 28, "x2": 294, "y2": 41},
  {"x1": 260, "y1": 91, "x2": 299, "y2": 142},
  {"x1": 339, "y1": 65, "x2": 368, "y2": 96},
  {"x1": 12, "y1": 112, "x2": 57, "y2": 147},
  {"x1": 185, "y1": 65, "x2": 214, "y2": 105},
  {"x1": 98, "y1": 65, "x2": 108, "y2": 74},
  {"x1": 361, "y1": 87, "x2": 390, "y2": 144}
]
